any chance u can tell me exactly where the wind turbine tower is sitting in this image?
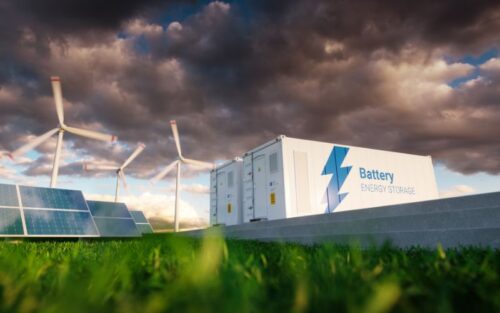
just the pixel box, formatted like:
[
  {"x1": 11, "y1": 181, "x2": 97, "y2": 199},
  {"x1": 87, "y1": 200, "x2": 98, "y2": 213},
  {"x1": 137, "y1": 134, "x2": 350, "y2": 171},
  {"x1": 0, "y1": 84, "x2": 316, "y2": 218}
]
[
  {"x1": 10, "y1": 77, "x2": 117, "y2": 187},
  {"x1": 84, "y1": 143, "x2": 146, "y2": 202},
  {"x1": 151, "y1": 120, "x2": 213, "y2": 232}
]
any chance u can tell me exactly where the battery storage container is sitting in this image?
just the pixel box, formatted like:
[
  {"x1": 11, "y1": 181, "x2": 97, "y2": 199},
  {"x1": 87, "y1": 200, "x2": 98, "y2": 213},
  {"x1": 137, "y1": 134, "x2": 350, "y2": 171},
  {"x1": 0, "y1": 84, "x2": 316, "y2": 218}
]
[
  {"x1": 210, "y1": 158, "x2": 243, "y2": 226},
  {"x1": 241, "y1": 136, "x2": 438, "y2": 223}
]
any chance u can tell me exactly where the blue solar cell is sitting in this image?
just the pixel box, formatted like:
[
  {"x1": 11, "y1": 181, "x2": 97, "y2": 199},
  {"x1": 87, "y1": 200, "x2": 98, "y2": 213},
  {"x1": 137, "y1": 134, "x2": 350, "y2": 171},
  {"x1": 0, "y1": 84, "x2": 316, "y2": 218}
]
[
  {"x1": 0, "y1": 184, "x2": 19, "y2": 207},
  {"x1": 93, "y1": 217, "x2": 140, "y2": 237},
  {"x1": 135, "y1": 223, "x2": 154, "y2": 234},
  {"x1": 24, "y1": 210, "x2": 98, "y2": 236},
  {"x1": 129, "y1": 210, "x2": 148, "y2": 223},
  {"x1": 20, "y1": 186, "x2": 88, "y2": 210},
  {"x1": 87, "y1": 201, "x2": 132, "y2": 218},
  {"x1": 0, "y1": 207, "x2": 24, "y2": 235}
]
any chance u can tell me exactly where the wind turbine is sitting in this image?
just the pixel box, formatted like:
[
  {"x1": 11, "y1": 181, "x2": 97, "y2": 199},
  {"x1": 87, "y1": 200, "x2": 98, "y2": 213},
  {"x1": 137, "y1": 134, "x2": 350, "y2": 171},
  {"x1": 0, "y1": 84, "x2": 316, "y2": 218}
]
[
  {"x1": 9, "y1": 76, "x2": 117, "y2": 187},
  {"x1": 83, "y1": 143, "x2": 146, "y2": 202},
  {"x1": 151, "y1": 120, "x2": 213, "y2": 232}
]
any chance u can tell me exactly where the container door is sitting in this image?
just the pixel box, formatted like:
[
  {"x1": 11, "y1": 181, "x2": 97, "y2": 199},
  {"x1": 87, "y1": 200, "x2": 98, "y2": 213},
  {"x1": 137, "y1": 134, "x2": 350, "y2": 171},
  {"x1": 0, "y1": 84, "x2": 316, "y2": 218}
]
[
  {"x1": 216, "y1": 171, "x2": 227, "y2": 224},
  {"x1": 293, "y1": 151, "x2": 311, "y2": 215},
  {"x1": 253, "y1": 155, "x2": 268, "y2": 219}
]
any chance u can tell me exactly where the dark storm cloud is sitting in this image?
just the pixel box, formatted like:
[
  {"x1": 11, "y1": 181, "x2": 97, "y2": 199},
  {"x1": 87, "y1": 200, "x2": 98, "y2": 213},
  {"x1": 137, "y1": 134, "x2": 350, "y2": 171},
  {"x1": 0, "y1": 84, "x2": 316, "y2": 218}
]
[
  {"x1": 5, "y1": 0, "x2": 189, "y2": 33},
  {"x1": 246, "y1": 0, "x2": 500, "y2": 54},
  {"x1": 1, "y1": 0, "x2": 500, "y2": 179},
  {"x1": 0, "y1": 0, "x2": 190, "y2": 84}
]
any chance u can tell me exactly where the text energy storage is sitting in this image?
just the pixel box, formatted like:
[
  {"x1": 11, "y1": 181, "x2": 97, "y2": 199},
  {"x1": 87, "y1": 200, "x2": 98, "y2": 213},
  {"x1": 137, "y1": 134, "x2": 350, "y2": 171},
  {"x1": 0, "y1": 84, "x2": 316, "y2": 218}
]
[
  {"x1": 235, "y1": 136, "x2": 438, "y2": 223},
  {"x1": 210, "y1": 158, "x2": 243, "y2": 226}
]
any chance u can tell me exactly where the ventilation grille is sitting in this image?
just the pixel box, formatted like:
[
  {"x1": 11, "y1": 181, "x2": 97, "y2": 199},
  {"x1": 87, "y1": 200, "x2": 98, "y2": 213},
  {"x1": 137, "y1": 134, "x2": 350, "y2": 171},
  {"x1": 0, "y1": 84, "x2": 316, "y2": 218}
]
[
  {"x1": 228, "y1": 171, "x2": 234, "y2": 188},
  {"x1": 269, "y1": 153, "x2": 278, "y2": 173}
]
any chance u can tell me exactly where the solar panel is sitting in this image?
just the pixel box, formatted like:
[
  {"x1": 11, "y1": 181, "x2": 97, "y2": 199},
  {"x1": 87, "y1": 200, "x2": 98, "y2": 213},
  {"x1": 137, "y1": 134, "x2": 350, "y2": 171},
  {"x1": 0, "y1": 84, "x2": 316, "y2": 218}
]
[
  {"x1": 129, "y1": 210, "x2": 148, "y2": 223},
  {"x1": 87, "y1": 201, "x2": 140, "y2": 237},
  {"x1": 0, "y1": 184, "x2": 25, "y2": 236},
  {"x1": 0, "y1": 184, "x2": 160, "y2": 238},
  {"x1": 92, "y1": 218, "x2": 140, "y2": 237},
  {"x1": 20, "y1": 186, "x2": 88, "y2": 210},
  {"x1": 0, "y1": 208, "x2": 24, "y2": 235},
  {"x1": 87, "y1": 201, "x2": 131, "y2": 218},
  {"x1": 0, "y1": 184, "x2": 20, "y2": 207},
  {"x1": 135, "y1": 223, "x2": 154, "y2": 234},
  {"x1": 129, "y1": 210, "x2": 154, "y2": 234},
  {"x1": 24, "y1": 210, "x2": 98, "y2": 236},
  {"x1": 19, "y1": 185, "x2": 99, "y2": 237}
]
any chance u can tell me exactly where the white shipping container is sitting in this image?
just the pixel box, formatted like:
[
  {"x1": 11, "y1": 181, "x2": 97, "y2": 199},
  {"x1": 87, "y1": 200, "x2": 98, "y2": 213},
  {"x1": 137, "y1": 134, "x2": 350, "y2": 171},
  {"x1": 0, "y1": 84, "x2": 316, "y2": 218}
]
[
  {"x1": 242, "y1": 136, "x2": 438, "y2": 223},
  {"x1": 210, "y1": 158, "x2": 243, "y2": 226}
]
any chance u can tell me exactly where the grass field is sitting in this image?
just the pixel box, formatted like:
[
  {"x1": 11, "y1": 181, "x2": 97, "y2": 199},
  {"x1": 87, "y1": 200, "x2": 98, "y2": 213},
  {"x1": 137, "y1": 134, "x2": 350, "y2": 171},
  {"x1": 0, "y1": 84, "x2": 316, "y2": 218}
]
[{"x1": 0, "y1": 231, "x2": 498, "y2": 313}]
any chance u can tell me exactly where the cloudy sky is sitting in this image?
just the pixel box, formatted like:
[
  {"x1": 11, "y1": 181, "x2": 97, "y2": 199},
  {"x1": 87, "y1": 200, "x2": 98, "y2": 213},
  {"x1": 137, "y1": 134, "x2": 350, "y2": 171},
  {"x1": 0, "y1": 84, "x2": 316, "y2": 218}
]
[{"x1": 0, "y1": 0, "x2": 499, "y2": 222}]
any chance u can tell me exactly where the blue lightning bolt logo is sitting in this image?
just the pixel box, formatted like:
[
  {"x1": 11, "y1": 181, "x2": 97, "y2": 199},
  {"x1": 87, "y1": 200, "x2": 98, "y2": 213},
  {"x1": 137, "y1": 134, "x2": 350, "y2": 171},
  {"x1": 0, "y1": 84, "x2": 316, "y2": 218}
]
[{"x1": 322, "y1": 146, "x2": 352, "y2": 213}]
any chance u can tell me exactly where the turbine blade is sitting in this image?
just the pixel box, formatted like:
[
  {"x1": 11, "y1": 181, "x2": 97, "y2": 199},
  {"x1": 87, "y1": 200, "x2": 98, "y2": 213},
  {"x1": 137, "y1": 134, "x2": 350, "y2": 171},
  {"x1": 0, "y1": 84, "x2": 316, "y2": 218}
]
[
  {"x1": 182, "y1": 158, "x2": 214, "y2": 170},
  {"x1": 151, "y1": 160, "x2": 179, "y2": 184},
  {"x1": 170, "y1": 120, "x2": 182, "y2": 158},
  {"x1": 119, "y1": 170, "x2": 128, "y2": 191},
  {"x1": 64, "y1": 125, "x2": 117, "y2": 142},
  {"x1": 51, "y1": 76, "x2": 65, "y2": 126},
  {"x1": 10, "y1": 128, "x2": 59, "y2": 158},
  {"x1": 83, "y1": 163, "x2": 118, "y2": 171},
  {"x1": 50, "y1": 130, "x2": 64, "y2": 188},
  {"x1": 120, "y1": 142, "x2": 146, "y2": 169}
]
